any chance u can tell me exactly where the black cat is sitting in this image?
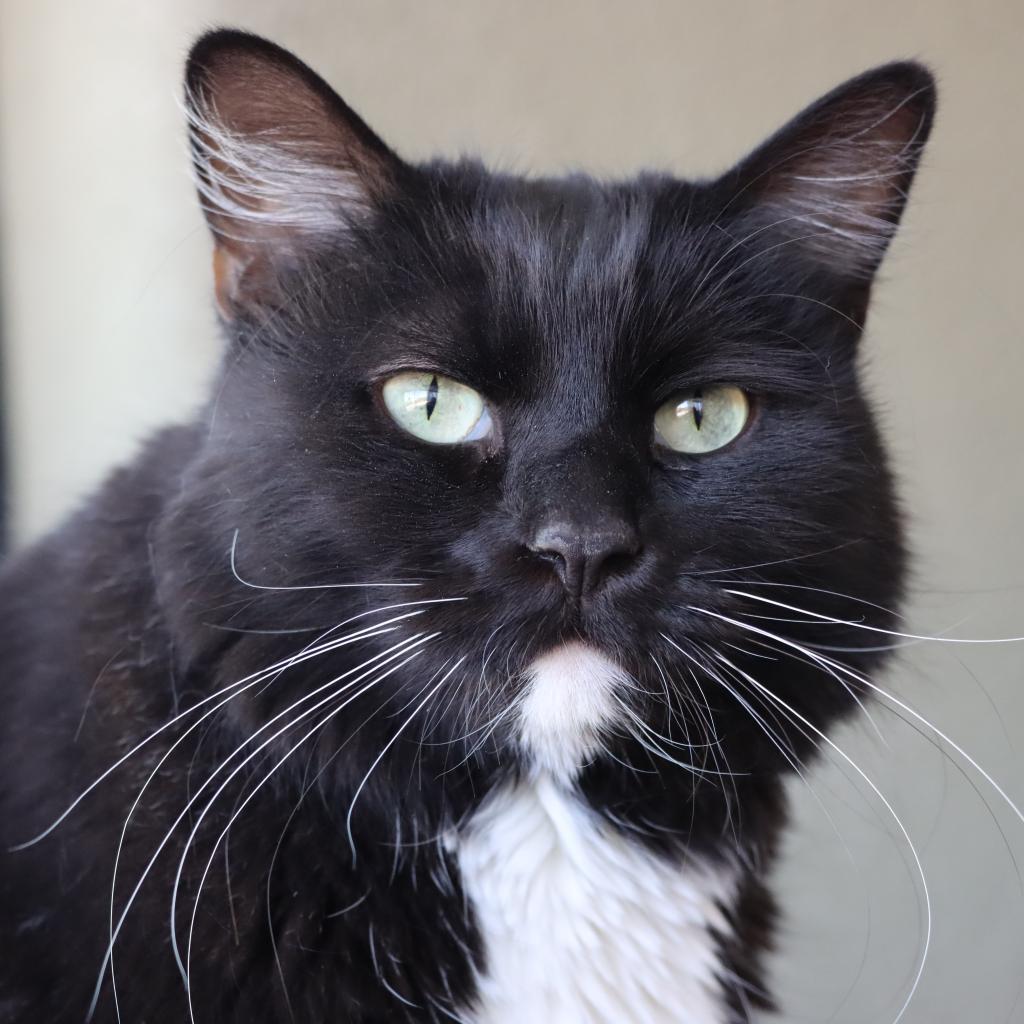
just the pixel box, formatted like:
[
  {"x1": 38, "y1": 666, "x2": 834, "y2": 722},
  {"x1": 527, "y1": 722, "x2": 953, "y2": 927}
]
[{"x1": 0, "y1": 30, "x2": 935, "y2": 1024}]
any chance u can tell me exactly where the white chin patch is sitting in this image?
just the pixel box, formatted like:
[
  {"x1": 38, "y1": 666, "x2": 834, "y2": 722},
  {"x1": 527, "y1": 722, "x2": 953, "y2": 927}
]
[{"x1": 517, "y1": 642, "x2": 623, "y2": 778}]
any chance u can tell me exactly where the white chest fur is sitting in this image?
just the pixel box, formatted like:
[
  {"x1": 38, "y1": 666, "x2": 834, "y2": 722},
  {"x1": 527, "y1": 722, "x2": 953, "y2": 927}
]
[{"x1": 456, "y1": 779, "x2": 737, "y2": 1024}]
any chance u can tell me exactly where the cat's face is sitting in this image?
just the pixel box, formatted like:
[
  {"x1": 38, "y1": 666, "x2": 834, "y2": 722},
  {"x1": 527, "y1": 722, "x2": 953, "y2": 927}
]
[{"x1": 163, "y1": 33, "x2": 933, "y2": 813}]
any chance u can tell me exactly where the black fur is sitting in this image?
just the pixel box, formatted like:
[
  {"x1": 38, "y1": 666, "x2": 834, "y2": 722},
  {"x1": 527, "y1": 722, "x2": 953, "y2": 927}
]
[{"x1": 0, "y1": 30, "x2": 935, "y2": 1023}]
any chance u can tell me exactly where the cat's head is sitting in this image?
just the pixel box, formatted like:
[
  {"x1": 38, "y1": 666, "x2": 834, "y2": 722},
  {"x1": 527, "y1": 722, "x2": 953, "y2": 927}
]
[{"x1": 160, "y1": 30, "x2": 934, "y2": 823}]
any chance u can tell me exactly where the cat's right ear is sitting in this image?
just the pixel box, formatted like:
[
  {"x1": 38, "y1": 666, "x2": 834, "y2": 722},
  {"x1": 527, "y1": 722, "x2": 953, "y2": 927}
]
[{"x1": 184, "y1": 30, "x2": 404, "y2": 319}]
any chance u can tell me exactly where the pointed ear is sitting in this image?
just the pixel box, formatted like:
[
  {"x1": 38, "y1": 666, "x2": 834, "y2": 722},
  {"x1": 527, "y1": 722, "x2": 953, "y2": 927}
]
[
  {"x1": 184, "y1": 30, "x2": 402, "y2": 318},
  {"x1": 720, "y1": 62, "x2": 937, "y2": 282}
]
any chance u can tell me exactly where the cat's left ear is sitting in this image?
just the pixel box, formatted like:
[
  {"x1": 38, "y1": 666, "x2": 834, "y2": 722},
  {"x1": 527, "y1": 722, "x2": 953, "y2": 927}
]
[
  {"x1": 718, "y1": 62, "x2": 936, "y2": 285},
  {"x1": 184, "y1": 30, "x2": 405, "y2": 318}
]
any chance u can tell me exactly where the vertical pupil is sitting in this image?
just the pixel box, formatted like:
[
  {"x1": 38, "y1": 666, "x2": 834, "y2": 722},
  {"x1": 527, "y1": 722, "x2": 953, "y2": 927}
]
[
  {"x1": 425, "y1": 376, "x2": 439, "y2": 419},
  {"x1": 692, "y1": 389, "x2": 704, "y2": 430}
]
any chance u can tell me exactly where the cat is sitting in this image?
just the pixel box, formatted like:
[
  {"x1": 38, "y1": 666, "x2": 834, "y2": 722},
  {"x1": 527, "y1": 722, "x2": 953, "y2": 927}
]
[{"x1": 0, "y1": 28, "x2": 936, "y2": 1024}]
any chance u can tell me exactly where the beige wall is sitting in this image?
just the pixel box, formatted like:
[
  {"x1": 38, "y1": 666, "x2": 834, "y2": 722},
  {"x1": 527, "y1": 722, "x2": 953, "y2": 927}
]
[{"x1": 2, "y1": 2, "x2": 1022, "y2": 1019}]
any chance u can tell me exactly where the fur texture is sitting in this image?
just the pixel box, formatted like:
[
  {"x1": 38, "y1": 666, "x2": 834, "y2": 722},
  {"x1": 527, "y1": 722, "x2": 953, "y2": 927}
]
[
  {"x1": 458, "y1": 779, "x2": 738, "y2": 1023},
  {"x1": 0, "y1": 30, "x2": 935, "y2": 1024}
]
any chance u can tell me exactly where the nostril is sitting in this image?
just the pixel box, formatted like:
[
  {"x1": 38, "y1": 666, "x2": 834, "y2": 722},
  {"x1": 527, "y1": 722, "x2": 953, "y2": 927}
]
[
  {"x1": 526, "y1": 521, "x2": 641, "y2": 600},
  {"x1": 599, "y1": 547, "x2": 641, "y2": 579},
  {"x1": 540, "y1": 552, "x2": 562, "y2": 566},
  {"x1": 526, "y1": 539, "x2": 571, "y2": 586},
  {"x1": 527, "y1": 527, "x2": 573, "y2": 566},
  {"x1": 531, "y1": 546, "x2": 567, "y2": 572},
  {"x1": 584, "y1": 542, "x2": 641, "y2": 596}
]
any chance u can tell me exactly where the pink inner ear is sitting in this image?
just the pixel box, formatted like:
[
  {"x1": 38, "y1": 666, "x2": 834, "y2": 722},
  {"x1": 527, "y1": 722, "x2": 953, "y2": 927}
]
[
  {"x1": 730, "y1": 66, "x2": 935, "y2": 280},
  {"x1": 761, "y1": 97, "x2": 930, "y2": 274},
  {"x1": 212, "y1": 245, "x2": 246, "y2": 320},
  {"x1": 185, "y1": 40, "x2": 399, "y2": 314}
]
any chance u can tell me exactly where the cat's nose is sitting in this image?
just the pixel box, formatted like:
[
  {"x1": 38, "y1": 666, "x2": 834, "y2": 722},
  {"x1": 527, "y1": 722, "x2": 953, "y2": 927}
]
[{"x1": 528, "y1": 519, "x2": 641, "y2": 602}]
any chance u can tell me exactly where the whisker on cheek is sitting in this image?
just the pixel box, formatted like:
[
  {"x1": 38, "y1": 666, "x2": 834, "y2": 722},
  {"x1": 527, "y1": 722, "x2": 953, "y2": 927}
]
[
  {"x1": 180, "y1": 643, "x2": 438, "y2": 1021},
  {"x1": 90, "y1": 633, "x2": 435, "y2": 1019}
]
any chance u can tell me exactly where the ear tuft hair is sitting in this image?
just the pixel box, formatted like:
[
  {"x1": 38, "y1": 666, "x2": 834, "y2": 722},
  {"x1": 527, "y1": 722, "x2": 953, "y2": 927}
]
[
  {"x1": 184, "y1": 30, "x2": 401, "y2": 314},
  {"x1": 723, "y1": 62, "x2": 937, "y2": 280}
]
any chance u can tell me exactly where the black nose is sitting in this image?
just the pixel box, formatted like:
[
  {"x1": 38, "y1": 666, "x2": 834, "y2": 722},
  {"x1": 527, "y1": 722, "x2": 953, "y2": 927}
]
[{"x1": 528, "y1": 520, "x2": 641, "y2": 601}]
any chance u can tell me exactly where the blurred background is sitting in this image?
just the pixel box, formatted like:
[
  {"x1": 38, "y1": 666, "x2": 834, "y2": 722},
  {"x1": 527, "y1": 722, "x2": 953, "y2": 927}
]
[{"x1": 1, "y1": 1, "x2": 1022, "y2": 1020}]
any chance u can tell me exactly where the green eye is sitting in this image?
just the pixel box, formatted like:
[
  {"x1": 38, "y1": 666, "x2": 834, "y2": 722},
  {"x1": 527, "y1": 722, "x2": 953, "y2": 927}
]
[
  {"x1": 654, "y1": 385, "x2": 750, "y2": 454},
  {"x1": 381, "y1": 371, "x2": 491, "y2": 445}
]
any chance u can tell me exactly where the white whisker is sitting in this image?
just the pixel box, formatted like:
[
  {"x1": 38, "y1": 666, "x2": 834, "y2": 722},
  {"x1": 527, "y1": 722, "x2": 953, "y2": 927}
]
[
  {"x1": 230, "y1": 529, "x2": 424, "y2": 590},
  {"x1": 85, "y1": 632, "x2": 434, "y2": 1020},
  {"x1": 346, "y1": 659, "x2": 464, "y2": 862},
  {"x1": 105, "y1": 617, "x2": 408, "y2": 1014},
  {"x1": 696, "y1": 605, "x2": 1024, "y2": 830},
  {"x1": 726, "y1": 589, "x2": 1024, "y2": 644},
  {"x1": 712, "y1": 649, "x2": 932, "y2": 1024},
  {"x1": 181, "y1": 645, "x2": 433, "y2": 1022},
  {"x1": 12, "y1": 607, "x2": 435, "y2": 852},
  {"x1": 168, "y1": 636, "x2": 437, "y2": 983}
]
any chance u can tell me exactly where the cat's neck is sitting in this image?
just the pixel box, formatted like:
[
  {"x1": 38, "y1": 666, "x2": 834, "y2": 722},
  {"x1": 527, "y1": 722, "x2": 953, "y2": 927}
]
[{"x1": 455, "y1": 775, "x2": 749, "y2": 1024}]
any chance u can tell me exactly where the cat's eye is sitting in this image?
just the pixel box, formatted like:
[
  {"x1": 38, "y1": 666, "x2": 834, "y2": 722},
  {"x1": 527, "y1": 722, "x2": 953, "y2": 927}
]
[
  {"x1": 381, "y1": 371, "x2": 492, "y2": 445},
  {"x1": 654, "y1": 385, "x2": 750, "y2": 455}
]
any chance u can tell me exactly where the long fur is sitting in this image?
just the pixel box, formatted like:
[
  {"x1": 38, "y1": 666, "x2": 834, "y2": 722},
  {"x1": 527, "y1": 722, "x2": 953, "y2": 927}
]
[{"x1": 0, "y1": 30, "x2": 935, "y2": 1024}]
